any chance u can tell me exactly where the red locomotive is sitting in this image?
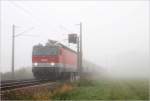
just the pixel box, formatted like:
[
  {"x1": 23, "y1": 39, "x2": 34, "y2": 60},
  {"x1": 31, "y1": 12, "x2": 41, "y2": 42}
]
[{"x1": 32, "y1": 40, "x2": 78, "y2": 80}]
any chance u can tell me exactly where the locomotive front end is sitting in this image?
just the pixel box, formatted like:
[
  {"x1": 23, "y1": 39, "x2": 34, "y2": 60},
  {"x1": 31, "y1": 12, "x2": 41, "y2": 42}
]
[{"x1": 32, "y1": 44, "x2": 60, "y2": 80}]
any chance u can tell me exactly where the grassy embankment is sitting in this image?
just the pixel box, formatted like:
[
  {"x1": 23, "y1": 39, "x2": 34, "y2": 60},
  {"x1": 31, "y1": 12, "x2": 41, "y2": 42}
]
[
  {"x1": 1, "y1": 69, "x2": 149, "y2": 100},
  {"x1": 2, "y1": 78, "x2": 149, "y2": 100},
  {"x1": 53, "y1": 78, "x2": 149, "y2": 100}
]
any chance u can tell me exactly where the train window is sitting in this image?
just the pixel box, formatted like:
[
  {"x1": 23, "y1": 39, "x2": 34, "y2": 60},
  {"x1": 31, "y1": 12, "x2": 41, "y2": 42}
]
[{"x1": 33, "y1": 46, "x2": 59, "y2": 56}]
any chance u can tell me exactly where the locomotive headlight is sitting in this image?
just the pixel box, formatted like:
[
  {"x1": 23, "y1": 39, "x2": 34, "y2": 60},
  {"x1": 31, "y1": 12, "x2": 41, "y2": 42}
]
[
  {"x1": 50, "y1": 62, "x2": 55, "y2": 66},
  {"x1": 34, "y1": 62, "x2": 38, "y2": 66}
]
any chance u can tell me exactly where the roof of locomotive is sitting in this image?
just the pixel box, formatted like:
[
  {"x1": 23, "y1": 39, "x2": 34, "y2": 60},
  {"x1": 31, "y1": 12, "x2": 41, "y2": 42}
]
[
  {"x1": 33, "y1": 40, "x2": 77, "y2": 54},
  {"x1": 58, "y1": 43, "x2": 77, "y2": 54}
]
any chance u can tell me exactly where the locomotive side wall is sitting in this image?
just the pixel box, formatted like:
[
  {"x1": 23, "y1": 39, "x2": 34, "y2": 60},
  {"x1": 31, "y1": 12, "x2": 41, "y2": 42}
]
[{"x1": 59, "y1": 47, "x2": 77, "y2": 71}]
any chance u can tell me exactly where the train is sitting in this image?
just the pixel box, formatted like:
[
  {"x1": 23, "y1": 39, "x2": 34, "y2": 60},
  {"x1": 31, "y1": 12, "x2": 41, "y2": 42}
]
[{"x1": 32, "y1": 40, "x2": 79, "y2": 80}]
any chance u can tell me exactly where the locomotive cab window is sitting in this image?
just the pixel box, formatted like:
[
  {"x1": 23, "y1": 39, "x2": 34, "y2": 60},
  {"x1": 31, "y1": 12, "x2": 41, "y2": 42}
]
[{"x1": 33, "y1": 46, "x2": 59, "y2": 56}]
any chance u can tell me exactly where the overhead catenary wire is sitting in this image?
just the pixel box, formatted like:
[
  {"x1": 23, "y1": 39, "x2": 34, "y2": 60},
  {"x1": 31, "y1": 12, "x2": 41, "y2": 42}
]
[
  {"x1": 15, "y1": 27, "x2": 35, "y2": 37},
  {"x1": 9, "y1": 1, "x2": 32, "y2": 16},
  {"x1": 8, "y1": 1, "x2": 79, "y2": 40},
  {"x1": 8, "y1": 1, "x2": 47, "y2": 30},
  {"x1": 59, "y1": 25, "x2": 73, "y2": 34},
  {"x1": 8, "y1": 1, "x2": 66, "y2": 38},
  {"x1": 8, "y1": 1, "x2": 47, "y2": 38}
]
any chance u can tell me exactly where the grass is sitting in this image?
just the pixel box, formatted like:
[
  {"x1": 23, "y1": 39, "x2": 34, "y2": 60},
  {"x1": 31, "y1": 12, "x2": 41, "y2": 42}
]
[
  {"x1": 1, "y1": 82, "x2": 73, "y2": 100},
  {"x1": 2, "y1": 78, "x2": 149, "y2": 100},
  {"x1": 53, "y1": 78, "x2": 149, "y2": 100}
]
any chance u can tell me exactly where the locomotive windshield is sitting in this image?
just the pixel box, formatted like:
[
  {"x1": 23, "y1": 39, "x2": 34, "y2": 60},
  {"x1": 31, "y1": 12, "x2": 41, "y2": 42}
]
[{"x1": 33, "y1": 46, "x2": 59, "y2": 56}]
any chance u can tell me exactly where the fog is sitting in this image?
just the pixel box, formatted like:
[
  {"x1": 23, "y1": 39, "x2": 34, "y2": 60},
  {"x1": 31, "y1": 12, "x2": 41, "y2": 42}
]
[{"x1": 1, "y1": 1, "x2": 149, "y2": 78}]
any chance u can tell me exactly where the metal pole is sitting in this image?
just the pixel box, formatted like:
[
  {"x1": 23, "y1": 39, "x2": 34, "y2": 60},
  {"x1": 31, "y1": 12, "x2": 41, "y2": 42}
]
[
  {"x1": 80, "y1": 22, "x2": 82, "y2": 76},
  {"x1": 12, "y1": 24, "x2": 15, "y2": 79},
  {"x1": 77, "y1": 37, "x2": 80, "y2": 75}
]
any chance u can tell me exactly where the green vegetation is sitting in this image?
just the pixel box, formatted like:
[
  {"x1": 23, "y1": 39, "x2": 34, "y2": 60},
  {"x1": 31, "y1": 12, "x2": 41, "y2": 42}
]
[
  {"x1": 1, "y1": 82, "x2": 72, "y2": 100},
  {"x1": 53, "y1": 79, "x2": 149, "y2": 100},
  {"x1": 2, "y1": 78, "x2": 149, "y2": 100},
  {"x1": 1, "y1": 67, "x2": 149, "y2": 100}
]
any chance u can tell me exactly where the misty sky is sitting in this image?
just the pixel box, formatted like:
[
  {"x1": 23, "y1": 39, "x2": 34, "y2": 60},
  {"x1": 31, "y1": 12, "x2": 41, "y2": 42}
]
[{"x1": 1, "y1": 1, "x2": 149, "y2": 78}]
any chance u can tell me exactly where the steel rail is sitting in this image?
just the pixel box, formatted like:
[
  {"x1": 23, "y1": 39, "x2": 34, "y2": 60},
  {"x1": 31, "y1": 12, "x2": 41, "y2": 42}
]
[
  {"x1": 1, "y1": 79, "x2": 39, "y2": 86},
  {"x1": 0, "y1": 79, "x2": 50, "y2": 91}
]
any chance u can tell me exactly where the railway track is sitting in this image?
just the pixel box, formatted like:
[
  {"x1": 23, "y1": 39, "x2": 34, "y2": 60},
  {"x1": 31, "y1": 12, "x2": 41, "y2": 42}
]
[{"x1": 0, "y1": 79, "x2": 51, "y2": 91}]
